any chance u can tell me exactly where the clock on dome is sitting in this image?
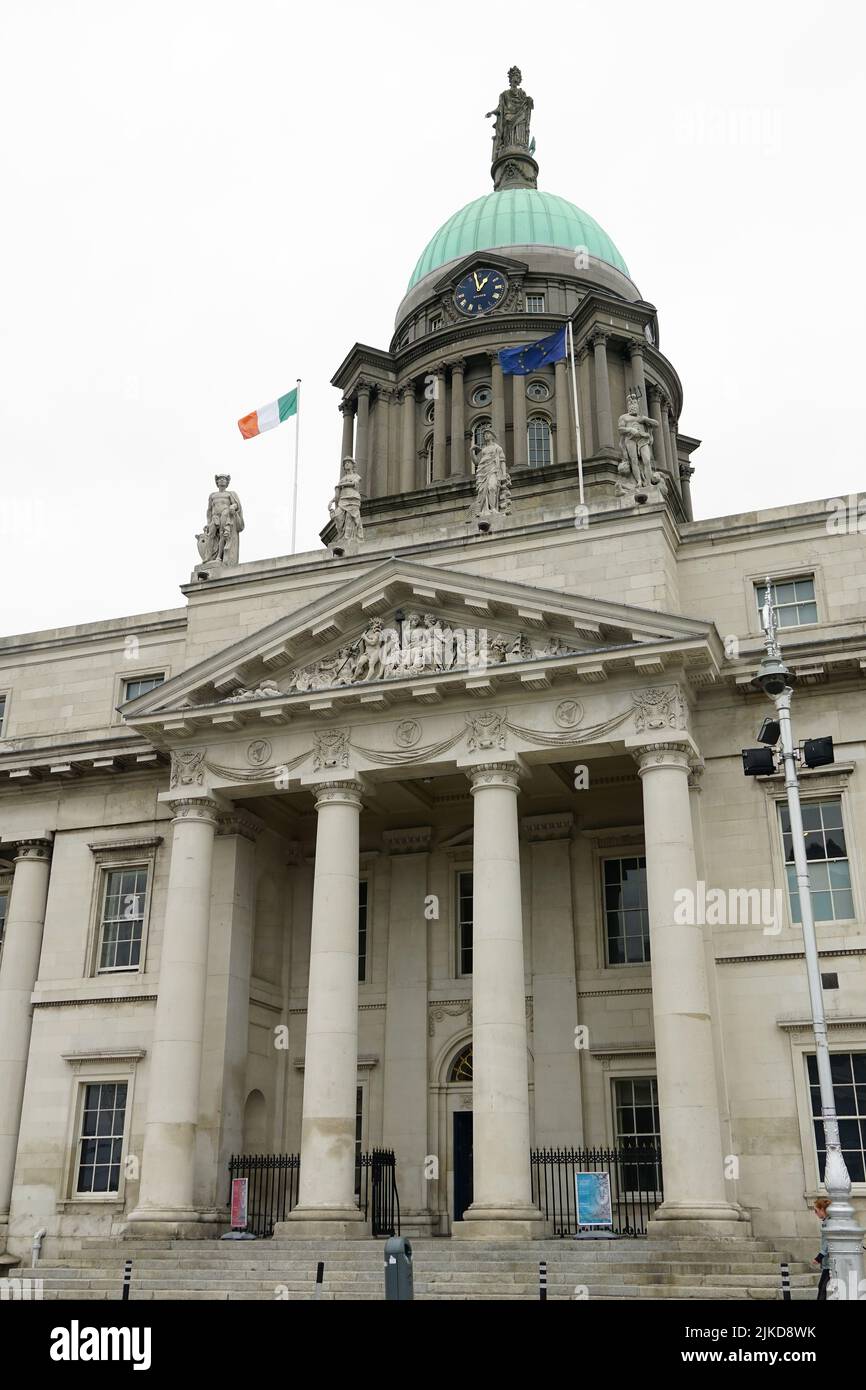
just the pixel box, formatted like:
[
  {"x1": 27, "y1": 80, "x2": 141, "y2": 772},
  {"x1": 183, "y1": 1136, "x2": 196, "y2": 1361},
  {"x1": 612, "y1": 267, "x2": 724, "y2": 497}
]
[{"x1": 454, "y1": 267, "x2": 508, "y2": 316}]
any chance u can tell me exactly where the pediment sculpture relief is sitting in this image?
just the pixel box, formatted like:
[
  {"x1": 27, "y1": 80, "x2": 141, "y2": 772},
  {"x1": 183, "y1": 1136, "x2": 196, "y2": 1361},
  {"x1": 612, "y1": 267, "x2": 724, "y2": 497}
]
[{"x1": 281, "y1": 613, "x2": 580, "y2": 694}]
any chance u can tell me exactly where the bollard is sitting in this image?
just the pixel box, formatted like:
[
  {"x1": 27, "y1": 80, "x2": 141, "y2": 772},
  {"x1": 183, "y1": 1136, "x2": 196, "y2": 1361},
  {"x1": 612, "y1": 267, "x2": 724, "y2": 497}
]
[
  {"x1": 539, "y1": 1260, "x2": 548, "y2": 1302},
  {"x1": 313, "y1": 1261, "x2": 325, "y2": 1300},
  {"x1": 780, "y1": 1261, "x2": 791, "y2": 1301},
  {"x1": 121, "y1": 1259, "x2": 133, "y2": 1302},
  {"x1": 384, "y1": 1236, "x2": 414, "y2": 1301}
]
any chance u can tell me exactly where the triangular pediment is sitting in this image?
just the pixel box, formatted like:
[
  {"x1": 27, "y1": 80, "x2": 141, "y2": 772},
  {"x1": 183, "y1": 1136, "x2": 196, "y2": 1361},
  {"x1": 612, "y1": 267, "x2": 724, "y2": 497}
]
[{"x1": 121, "y1": 557, "x2": 723, "y2": 737}]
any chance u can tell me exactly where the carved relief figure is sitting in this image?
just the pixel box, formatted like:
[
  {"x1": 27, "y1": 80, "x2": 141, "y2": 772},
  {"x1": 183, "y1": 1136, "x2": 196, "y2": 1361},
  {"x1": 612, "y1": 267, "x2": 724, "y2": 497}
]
[
  {"x1": 196, "y1": 475, "x2": 244, "y2": 567},
  {"x1": 486, "y1": 66, "x2": 534, "y2": 159}
]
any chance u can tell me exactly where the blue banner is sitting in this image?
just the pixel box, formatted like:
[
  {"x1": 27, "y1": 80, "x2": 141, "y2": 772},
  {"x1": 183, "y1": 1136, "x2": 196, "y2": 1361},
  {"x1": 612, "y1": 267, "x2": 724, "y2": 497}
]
[{"x1": 498, "y1": 324, "x2": 568, "y2": 376}]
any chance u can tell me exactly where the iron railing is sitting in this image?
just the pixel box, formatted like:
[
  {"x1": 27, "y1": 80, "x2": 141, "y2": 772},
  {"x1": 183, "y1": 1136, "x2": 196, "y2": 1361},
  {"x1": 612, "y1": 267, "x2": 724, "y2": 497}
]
[
  {"x1": 227, "y1": 1149, "x2": 399, "y2": 1238},
  {"x1": 531, "y1": 1145, "x2": 663, "y2": 1237}
]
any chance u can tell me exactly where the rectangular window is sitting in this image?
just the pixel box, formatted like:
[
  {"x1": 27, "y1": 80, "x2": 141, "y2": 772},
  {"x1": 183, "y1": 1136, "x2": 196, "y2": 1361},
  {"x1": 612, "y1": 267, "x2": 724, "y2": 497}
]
[
  {"x1": 807, "y1": 1053, "x2": 866, "y2": 1184},
  {"x1": 779, "y1": 798, "x2": 853, "y2": 923},
  {"x1": 603, "y1": 856, "x2": 650, "y2": 965},
  {"x1": 457, "y1": 871, "x2": 473, "y2": 976},
  {"x1": 358, "y1": 879, "x2": 368, "y2": 982},
  {"x1": 614, "y1": 1076, "x2": 663, "y2": 1194},
  {"x1": 429, "y1": 315, "x2": 443, "y2": 333},
  {"x1": 123, "y1": 674, "x2": 165, "y2": 702},
  {"x1": 756, "y1": 576, "x2": 817, "y2": 629},
  {"x1": 98, "y1": 866, "x2": 148, "y2": 971},
  {"x1": 0, "y1": 692, "x2": 7, "y2": 735},
  {"x1": 525, "y1": 293, "x2": 546, "y2": 313},
  {"x1": 76, "y1": 1081, "x2": 128, "y2": 1194}
]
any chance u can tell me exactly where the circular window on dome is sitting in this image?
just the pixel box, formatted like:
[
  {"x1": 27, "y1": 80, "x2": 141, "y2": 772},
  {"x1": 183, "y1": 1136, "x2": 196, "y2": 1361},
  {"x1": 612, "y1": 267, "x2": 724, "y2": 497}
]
[
  {"x1": 526, "y1": 379, "x2": 550, "y2": 402},
  {"x1": 471, "y1": 384, "x2": 493, "y2": 408}
]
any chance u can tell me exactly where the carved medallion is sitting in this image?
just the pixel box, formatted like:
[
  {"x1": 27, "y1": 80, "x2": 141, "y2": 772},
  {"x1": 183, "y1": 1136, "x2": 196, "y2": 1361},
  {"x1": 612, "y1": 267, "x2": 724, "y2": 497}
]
[
  {"x1": 247, "y1": 738, "x2": 272, "y2": 767},
  {"x1": 632, "y1": 686, "x2": 687, "y2": 734},
  {"x1": 554, "y1": 698, "x2": 584, "y2": 729},
  {"x1": 394, "y1": 718, "x2": 422, "y2": 749},
  {"x1": 465, "y1": 710, "x2": 507, "y2": 753},
  {"x1": 170, "y1": 748, "x2": 206, "y2": 789}
]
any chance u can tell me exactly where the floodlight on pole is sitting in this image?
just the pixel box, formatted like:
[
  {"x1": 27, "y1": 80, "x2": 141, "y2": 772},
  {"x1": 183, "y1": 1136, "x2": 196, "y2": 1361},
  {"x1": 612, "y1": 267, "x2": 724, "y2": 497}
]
[{"x1": 755, "y1": 576, "x2": 864, "y2": 1298}]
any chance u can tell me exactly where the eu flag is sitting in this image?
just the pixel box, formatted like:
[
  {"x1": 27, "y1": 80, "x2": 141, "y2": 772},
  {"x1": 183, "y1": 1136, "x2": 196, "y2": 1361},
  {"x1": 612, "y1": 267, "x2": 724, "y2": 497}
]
[{"x1": 498, "y1": 325, "x2": 568, "y2": 376}]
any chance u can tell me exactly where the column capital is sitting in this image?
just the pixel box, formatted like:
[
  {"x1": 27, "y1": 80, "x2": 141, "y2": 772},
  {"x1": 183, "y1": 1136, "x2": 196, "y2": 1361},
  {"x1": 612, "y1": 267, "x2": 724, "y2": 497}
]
[
  {"x1": 589, "y1": 328, "x2": 610, "y2": 349},
  {"x1": 487, "y1": 350, "x2": 503, "y2": 368},
  {"x1": 432, "y1": 362, "x2": 447, "y2": 378},
  {"x1": 13, "y1": 837, "x2": 52, "y2": 863},
  {"x1": 466, "y1": 761, "x2": 522, "y2": 794},
  {"x1": 629, "y1": 739, "x2": 698, "y2": 775},
  {"x1": 377, "y1": 386, "x2": 395, "y2": 404},
  {"x1": 627, "y1": 336, "x2": 646, "y2": 359},
  {"x1": 397, "y1": 382, "x2": 416, "y2": 402},
  {"x1": 308, "y1": 778, "x2": 365, "y2": 810},
  {"x1": 355, "y1": 378, "x2": 373, "y2": 398},
  {"x1": 450, "y1": 357, "x2": 467, "y2": 375},
  {"x1": 680, "y1": 462, "x2": 695, "y2": 480},
  {"x1": 688, "y1": 759, "x2": 706, "y2": 792},
  {"x1": 647, "y1": 382, "x2": 664, "y2": 405},
  {"x1": 338, "y1": 398, "x2": 356, "y2": 418},
  {"x1": 576, "y1": 344, "x2": 590, "y2": 364},
  {"x1": 382, "y1": 826, "x2": 433, "y2": 855},
  {"x1": 166, "y1": 795, "x2": 222, "y2": 824}
]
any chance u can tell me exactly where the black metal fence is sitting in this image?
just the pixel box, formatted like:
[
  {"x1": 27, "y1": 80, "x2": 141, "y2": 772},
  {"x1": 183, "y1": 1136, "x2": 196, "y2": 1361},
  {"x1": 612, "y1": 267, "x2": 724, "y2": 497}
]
[
  {"x1": 531, "y1": 1145, "x2": 663, "y2": 1237},
  {"x1": 227, "y1": 1149, "x2": 399, "y2": 1238}
]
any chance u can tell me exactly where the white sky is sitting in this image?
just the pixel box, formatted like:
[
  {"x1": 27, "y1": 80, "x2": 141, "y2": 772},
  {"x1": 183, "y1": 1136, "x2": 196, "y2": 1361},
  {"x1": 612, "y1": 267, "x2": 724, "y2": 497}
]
[{"x1": 2, "y1": 0, "x2": 864, "y2": 635}]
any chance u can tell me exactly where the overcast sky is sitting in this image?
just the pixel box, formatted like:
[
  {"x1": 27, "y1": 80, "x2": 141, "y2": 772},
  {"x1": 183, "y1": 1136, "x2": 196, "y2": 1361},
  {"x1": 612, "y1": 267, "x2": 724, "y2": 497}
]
[{"x1": 2, "y1": 0, "x2": 864, "y2": 636}]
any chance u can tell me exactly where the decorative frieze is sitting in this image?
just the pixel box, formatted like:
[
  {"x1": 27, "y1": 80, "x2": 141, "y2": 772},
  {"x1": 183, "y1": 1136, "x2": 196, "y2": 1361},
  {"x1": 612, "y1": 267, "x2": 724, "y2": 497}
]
[
  {"x1": 631, "y1": 685, "x2": 687, "y2": 734},
  {"x1": 382, "y1": 826, "x2": 433, "y2": 855},
  {"x1": 520, "y1": 813, "x2": 574, "y2": 842},
  {"x1": 169, "y1": 748, "x2": 206, "y2": 789},
  {"x1": 312, "y1": 727, "x2": 350, "y2": 771}
]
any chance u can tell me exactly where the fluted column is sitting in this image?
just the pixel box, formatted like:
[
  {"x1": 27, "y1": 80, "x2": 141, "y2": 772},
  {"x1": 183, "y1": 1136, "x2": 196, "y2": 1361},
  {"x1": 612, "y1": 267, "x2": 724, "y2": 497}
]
[
  {"x1": 590, "y1": 329, "x2": 614, "y2": 450},
  {"x1": 354, "y1": 380, "x2": 371, "y2": 479},
  {"x1": 628, "y1": 733, "x2": 744, "y2": 1237},
  {"x1": 375, "y1": 387, "x2": 394, "y2": 496},
  {"x1": 453, "y1": 761, "x2": 541, "y2": 1240},
  {"x1": 129, "y1": 797, "x2": 220, "y2": 1228},
  {"x1": 431, "y1": 366, "x2": 447, "y2": 482},
  {"x1": 489, "y1": 353, "x2": 506, "y2": 457},
  {"x1": 577, "y1": 345, "x2": 594, "y2": 455},
  {"x1": 339, "y1": 398, "x2": 355, "y2": 464},
  {"x1": 554, "y1": 357, "x2": 572, "y2": 463},
  {"x1": 449, "y1": 359, "x2": 466, "y2": 475},
  {"x1": 284, "y1": 778, "x2": 365, "y2": 1235},
  {"x1": 398, "y1": 383, "x2": 416, "y2": 493},
  {"x1": 628, "y1": 338, "x2": 648, "y2": 410},
  {"x1": 648, "y1": 385, "x2": 668, "y2": 479},
  {"x1": 0, "y1": 838, "x2": 52, "y2": 1224},
  {"x1": 512, "y1": 372, "x2": 528, "y2": 469}
]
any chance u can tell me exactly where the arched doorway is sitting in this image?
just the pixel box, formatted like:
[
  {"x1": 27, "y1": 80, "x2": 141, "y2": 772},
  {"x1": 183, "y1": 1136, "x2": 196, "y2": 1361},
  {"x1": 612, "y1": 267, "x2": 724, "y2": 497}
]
[{"x1": 242, "y1": 1089, "x2": 268, "y2": 1153}]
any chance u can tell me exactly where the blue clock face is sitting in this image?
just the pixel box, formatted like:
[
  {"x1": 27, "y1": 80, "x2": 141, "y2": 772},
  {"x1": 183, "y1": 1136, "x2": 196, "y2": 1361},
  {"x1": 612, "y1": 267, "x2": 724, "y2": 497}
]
[{"x1": 454, "y1": 267, "x2": 508, "y2": 316}]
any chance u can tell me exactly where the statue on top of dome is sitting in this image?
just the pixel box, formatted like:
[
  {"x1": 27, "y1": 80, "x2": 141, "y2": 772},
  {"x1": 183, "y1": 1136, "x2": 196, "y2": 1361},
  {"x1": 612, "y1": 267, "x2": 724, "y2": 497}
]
[{"x1": 486, "y1": 66, "x2": 534, "y2": 160}]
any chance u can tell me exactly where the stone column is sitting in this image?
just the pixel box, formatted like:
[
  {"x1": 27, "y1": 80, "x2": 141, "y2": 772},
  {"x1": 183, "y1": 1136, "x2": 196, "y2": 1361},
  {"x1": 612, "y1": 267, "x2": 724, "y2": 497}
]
[
  {"x1": 373, "y1": 387, "x2": 394, "y2": 497},
  {"x1": 512, "y1": 372, "x2": 528, "y2": 469},
  {"x1": 0, "y1": 838, "x2": 52, "y2": 1226},
  {"x1": 667, "y1": 408, "x2": 683, "y2": 499},
  {"x1": 628, "y1": 733, "x2": 744, "y2": 1237},
  {"x1": 431, "y1": 366, "x2": 447, "y2": 482},
  {"x1": 648, "y1": 386, "x2": 668, "y2": 480},
  {"x1": 339, "y1": 398, "x2": 355, "y2": 464},
  {"x1": 679, "y1": 463, "x2": 695, "y2": 521},
  {"x1": 284, "y1": 778, "x2": 365, "y2": 1236},
  {"x1": 449, "y1": 359, "x2": 466, "y2": 476},
  {"x1": 489, "y1": 353, "x2": 507, "y2": 457},
  {"x1": 628, "y1": 338, "x2": 648, "y2": 409},
  {"x1": 398, "y1": 383, "x2": 416, "y2": 493},
  {"x1": 128, "y1": 796, "x2": 220, "y2": 1230},
  {"x1": 577, "y1": 345, "x2": 594, "y2": 455},
  {"x1": 453, "y1": 761, "x2": 541, "y2": 1239},
  {"x1": 194, "y1": 812, "x2": 260, "y2": 1215},
  {"x1": 522, "y1": 815, "x2": 582, "y2": 1147},
  {"x1": 354, "y1": 381, "x2": 371, "y2": 479},
  {"x1": 554, "y1": 357, "x2": 572, "y2": 464},
  {"x1": 382, "y1": 827, "x2": 433, "y2": 1234},
  {"x1": 590, "y1": 330, "x2": 614, "y2": 450}
]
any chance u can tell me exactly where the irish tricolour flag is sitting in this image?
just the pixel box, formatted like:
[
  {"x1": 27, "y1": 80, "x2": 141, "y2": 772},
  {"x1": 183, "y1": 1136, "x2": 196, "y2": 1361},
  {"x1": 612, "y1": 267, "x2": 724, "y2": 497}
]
[{"x1": 238, "y1": 387, "x2": 298, "y2": 439}]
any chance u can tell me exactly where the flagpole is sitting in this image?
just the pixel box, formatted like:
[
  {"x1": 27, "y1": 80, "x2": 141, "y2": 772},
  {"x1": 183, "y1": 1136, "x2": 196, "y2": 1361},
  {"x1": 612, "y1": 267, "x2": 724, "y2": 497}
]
[
  {"x1": 291, "y1": 378, "x2": 301, "y2": 554},
  {"x1": 566, "y1": 320, "x2": 584, "y2": 506}
]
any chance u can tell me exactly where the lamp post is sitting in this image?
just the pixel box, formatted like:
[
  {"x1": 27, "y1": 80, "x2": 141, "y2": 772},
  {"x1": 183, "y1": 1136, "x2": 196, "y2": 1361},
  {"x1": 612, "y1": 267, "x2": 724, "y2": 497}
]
[{"x1": 755, "y1": 578, "x2": 864, "y2": 1299}]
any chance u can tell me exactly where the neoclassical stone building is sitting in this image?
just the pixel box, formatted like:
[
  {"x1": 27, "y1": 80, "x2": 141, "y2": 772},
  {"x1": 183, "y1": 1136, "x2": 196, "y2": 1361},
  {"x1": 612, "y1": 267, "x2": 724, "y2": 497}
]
[{"x1": 1, "y1": 73, "x2": 865, "y2": 1260}]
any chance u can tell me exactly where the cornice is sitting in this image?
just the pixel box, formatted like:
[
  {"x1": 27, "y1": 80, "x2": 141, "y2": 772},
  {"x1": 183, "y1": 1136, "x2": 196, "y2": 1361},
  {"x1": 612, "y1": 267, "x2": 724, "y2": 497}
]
[
  {"x1": 33, "y1": 993, "x2": 158, "y2": 1009},
  {"x1": 716, "y1": 947, "x2": 866, "y2": 966}
]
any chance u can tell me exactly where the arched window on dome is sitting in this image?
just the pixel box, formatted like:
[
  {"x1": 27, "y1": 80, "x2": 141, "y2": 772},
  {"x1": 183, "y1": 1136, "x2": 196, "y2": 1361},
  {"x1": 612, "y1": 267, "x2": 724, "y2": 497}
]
[
  {"x1": 423, "y1": 433, "x2": 434, "y2": 485},
  {"x1": 469, "y1": 416, "x2": 492, "y2": 472},
  {"x1": 527, "y1": 415, "x2": 553, "y2": 469}
]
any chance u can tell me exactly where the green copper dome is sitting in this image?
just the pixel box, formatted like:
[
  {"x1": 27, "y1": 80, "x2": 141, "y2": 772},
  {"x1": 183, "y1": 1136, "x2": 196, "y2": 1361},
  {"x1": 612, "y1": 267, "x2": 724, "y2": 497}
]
[{"x1": 407, "y1": 189, "x2": 629, "y2": 290}]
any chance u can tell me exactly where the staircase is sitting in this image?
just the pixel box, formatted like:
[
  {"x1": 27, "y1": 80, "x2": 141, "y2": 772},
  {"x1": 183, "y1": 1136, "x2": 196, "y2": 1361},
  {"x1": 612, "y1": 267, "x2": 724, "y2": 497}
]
[{"x1": 9, "y1": 1236, "x2": 818, "y2": 1301}]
